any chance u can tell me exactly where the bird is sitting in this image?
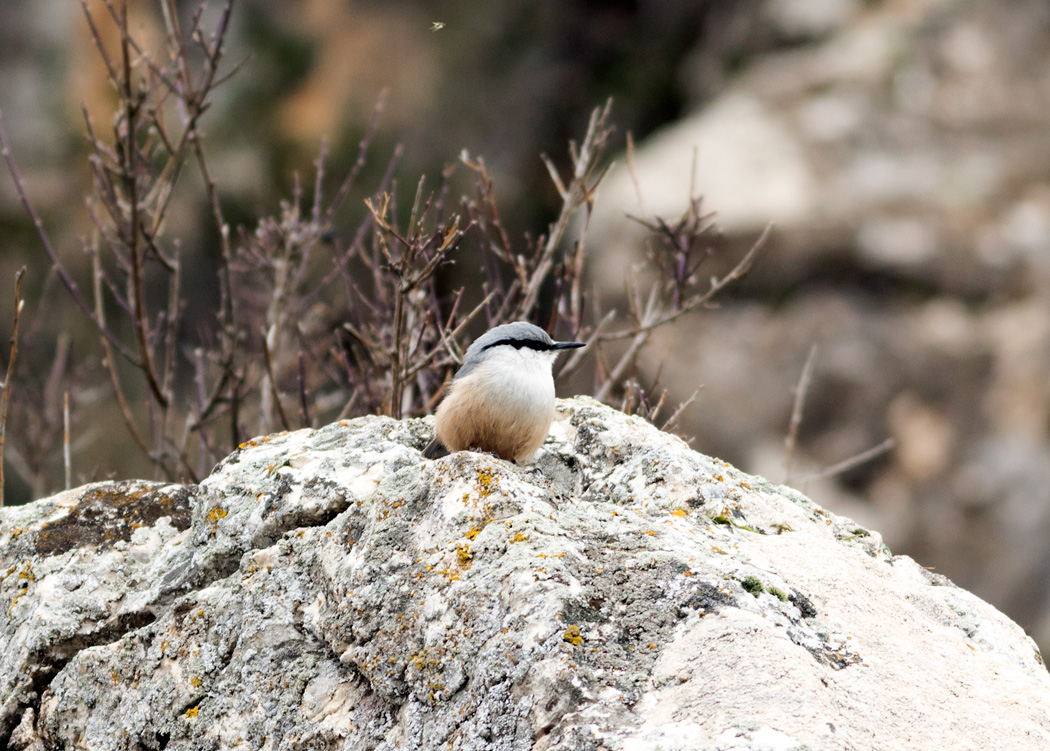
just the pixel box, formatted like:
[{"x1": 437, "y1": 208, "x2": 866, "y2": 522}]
[{"x1": 423, "y1": 322, "x2": 584, "y2": 463}]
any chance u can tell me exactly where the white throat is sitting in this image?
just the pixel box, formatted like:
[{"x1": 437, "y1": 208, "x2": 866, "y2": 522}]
[{"x1": 471, "y1": 347, "x2": 556, "y2": 409}]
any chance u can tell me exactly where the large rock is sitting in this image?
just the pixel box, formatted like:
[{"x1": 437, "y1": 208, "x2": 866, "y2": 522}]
[{"x1": 2, "y1": 398, "x2": 1048, "y2": 750}]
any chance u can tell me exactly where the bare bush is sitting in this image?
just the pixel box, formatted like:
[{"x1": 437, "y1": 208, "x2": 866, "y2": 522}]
[{"x1": 0, "y1": 0, "x2": 762, "y2": 496}]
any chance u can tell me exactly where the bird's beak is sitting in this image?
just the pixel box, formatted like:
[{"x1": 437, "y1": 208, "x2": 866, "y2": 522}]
[{"x1": 552, "y1": 341, "x2": 586, "y2": 351}]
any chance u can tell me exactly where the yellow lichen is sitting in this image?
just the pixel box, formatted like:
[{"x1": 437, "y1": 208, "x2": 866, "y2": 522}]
[
  {"x1": 184, "y1": 706, "x2": 199, "y2": 718},
  {"x1": 456, "y1": 544, "x2": 474, "y2": 563},
  {"x1": 563, "y1": 625, "x2": 582, "y2": 646},
  {"x1": 476, "y1": 467, "x2": 499, "y2": 498},
  {"x1": 510, "y1": 532, "x2": 529, "y2": 543}
]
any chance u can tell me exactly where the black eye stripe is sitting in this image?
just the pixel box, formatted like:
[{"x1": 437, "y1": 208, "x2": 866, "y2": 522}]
[{"x1": 481, "y1": 338, "x2": 553, "y2": 352}]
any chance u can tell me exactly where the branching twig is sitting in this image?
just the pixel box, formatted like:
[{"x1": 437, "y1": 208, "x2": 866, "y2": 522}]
[{"x1": 0, "y1": 110, "x2": 136, "y2": 363}]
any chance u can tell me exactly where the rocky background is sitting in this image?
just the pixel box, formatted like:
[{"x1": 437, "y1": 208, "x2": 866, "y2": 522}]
[{"x1": 3, "y1": 0, "x2": 1050, "y2": 659}]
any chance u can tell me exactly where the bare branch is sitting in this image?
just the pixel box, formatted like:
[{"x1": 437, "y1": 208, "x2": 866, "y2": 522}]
[
  {"x1": 784, "y1": 343, "x2": 818, "y2": 483},
  {"x1": 0, "y1": 267, "x2": 25, "y2": 508},
  {"x1": 0, "y1": 108, "x2": 136, "y2": 362},
  {"x1": 261, "y1": 332, "x2": 292, "y2": 433},
  {"x1": 63, "y1": 391, "x2": 72, "y2": 490},
  {"x1": 794, "y1": 439, "x2": 896, "y2": 483}
]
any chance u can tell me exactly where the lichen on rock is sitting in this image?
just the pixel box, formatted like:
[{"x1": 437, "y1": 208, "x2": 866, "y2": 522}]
[{"x1": 1, "y1": 397, "x2": 1048, "y2": 750}]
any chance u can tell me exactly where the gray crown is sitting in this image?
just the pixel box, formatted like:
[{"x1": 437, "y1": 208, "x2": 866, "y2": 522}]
[{"x1": 455, "y1": 322, "x2": 556, "y2": 379}]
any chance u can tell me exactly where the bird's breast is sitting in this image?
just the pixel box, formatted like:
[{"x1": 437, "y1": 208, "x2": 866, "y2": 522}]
[
  {"x1": 468, "y1": 355, "x2": 555, "y2": 411},
  {"x1": 434, "y1": 352, "x2": 557, "y2": 461}
]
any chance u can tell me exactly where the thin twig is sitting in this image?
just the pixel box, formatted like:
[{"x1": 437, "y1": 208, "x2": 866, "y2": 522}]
[
  {"x1": 63, "y1": 391, "x2": 72, "y2": 490},
  {"x1": 261, "y1": 333, "x2": 292, "y2": 432},
  {"x1": 326, "y1": 89, "x2": 387, "y2": 222},
  {"x1": 0, "y1": 268, "x2": 25, "y2": 508},
  {"x1": 625, "y1": 131, "x2": 646, "y2": 213},
  {"x1": 298, "y1": 351, "x2": 310, "y2": 428},
  {"x1": 92, "y1": 246, "x2": 151, "y2": 459},
  {"x1": 784, "y1": 343, "x2": 818, "y2": 483},
  {"x1": 794, "y1": 439, "x2": 896, "y2": 483}
]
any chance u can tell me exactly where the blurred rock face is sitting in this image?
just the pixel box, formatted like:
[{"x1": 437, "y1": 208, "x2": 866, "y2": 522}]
[{"x1": 590, "y1": 0, "x2": 1050, "y2": 650}]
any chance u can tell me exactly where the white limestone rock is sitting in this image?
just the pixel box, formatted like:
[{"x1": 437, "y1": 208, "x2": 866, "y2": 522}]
[{"x1": 1, "y1": 397, "x2": 1047, "y2": 750}]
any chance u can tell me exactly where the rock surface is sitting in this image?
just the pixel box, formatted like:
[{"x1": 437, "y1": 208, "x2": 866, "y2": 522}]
[{"x1": 2, "y1": 398, "x2": 1048, "y2": 750}]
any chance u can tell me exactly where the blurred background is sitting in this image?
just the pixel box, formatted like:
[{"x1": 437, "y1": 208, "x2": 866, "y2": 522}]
[{"x1": 3, "y1": 0, "x2": 1050, "y2": 656}]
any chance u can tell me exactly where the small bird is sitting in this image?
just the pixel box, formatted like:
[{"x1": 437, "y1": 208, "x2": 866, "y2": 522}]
[{"x1": 423, "y1": 322, "x2": 584, "y2": 463}]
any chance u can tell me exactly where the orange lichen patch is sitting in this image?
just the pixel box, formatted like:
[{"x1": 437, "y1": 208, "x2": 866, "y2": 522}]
[
  {"x1": 238, "y1": 434, "x2": 276, "y2": 450},
  {"x1": 184, "y1": 706, "x2": 199, "y2": 718},
  {"x1": 476, "y1": 467, "x2": 499, "y2": 499},
  {"x1": 206, "y1": 507, "x2": 228, "y2": 528},
  {"x1": 6, "y1": 562, "x2": 36, "y2": 613},
  {"x1": 510, "y1": 532, "x2": 529, "y2": 543},
  {"x1": 671, "y1": 508, "x2": 688, "y2": 518},
  {"x1": 563, "y1": 625, "x2": 582, "y2": 646}
]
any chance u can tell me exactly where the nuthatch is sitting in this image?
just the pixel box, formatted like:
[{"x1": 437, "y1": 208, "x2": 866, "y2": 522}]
[{"x1": 423, "y1": 322, "x2": 584, "y2": 463}]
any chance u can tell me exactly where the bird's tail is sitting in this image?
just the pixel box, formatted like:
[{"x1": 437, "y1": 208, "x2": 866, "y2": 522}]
[{"x1": 422, "y1": 437, "x2": 449, "y2": 459}]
